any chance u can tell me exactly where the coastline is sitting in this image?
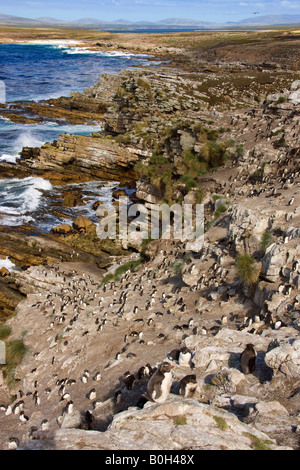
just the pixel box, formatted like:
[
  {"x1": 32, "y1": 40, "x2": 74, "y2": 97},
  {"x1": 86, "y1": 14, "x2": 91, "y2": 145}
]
[
  {"x1": 0, "y1": 27, "x2": 300, "y2": 450},
  {"x1": 15, "y1": 39, "x2": 83, "y2": 45}
]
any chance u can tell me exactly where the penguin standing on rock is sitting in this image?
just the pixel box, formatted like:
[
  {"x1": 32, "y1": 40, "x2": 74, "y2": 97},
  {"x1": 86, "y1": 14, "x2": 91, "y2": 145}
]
[
  {"x1": 123, "y1": 371, "x2": 135, "y2": 390},
  {"x1": 239, "y1": 343, "x2": 256, "y2": 375},
  {"x1": 147, "y1": 362, "x2": 174, "y2": 403},
  {"x1": 179, "y1": 374, "x2": 198, "y2": 398},
  {"x1": 178, "y1": 347, "x2": 193, "y2": 367}
]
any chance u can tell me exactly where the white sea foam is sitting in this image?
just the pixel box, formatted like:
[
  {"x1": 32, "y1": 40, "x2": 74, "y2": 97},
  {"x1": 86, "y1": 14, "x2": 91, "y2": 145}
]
[
  {"x1": 61, "y1": 46, "x2": 149, "y2": 58},
  {"x1": 0, "y1": 154, "x2": 19, "y2": 164},
  {"x1": 19, "y1": 178, "x2": 53, "y2": 214},
  {"x1": 15, "y1": 131, "x2": 46, "y2": 150},
  {"x1": 0, "y1": 256, "x2": 16, "y2": 273},
  {"x1": 0, "y1": 177, "x2": 53, "y2": 225},
  {"x1": 23, "y1": 40, "x2": 81, "y2": 46},
  {"x1": 0, "y1": 130, "x2": 46, "y2": 164},
  {"x1": 0, "y1": 122, "x2": 101, "y2": 165}
]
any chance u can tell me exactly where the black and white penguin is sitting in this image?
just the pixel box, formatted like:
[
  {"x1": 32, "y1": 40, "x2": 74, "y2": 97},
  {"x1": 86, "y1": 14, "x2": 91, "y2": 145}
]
[
  {"x1": 167, "y1": 348, "x2": 181, "y2": 362},
  {"x1": 178, "y1": 374, "x2": 198, "y2": 397},
  {"x1": 147, "y1": 362, "x2": 174, "y2": 403},
  {"x1": 93, "y1": 372, "x2": 101, "y2": 382},
  {"x1": 19, "y1": 411, "x2": 29, "y2": 422},
  {"x1": 41, "y1": 419, "x2": 49, "y2": 430},
  {"x1": 65, "y1": 401, "x2": 74, "y2": 414},
  {"x1": 137, "y1": 363, "x2": 153, "y2": 379},
  {"x1": 123, "y1": 372, "x2": 135, "y2": 390},
  {"x1": 178, "y1": 347, "x2": 193, "y2": 367},
  {"x1": 8, "y1": 437, "x2": 20, "y2": 450},
  {"x1": 87, "y1": 389, "x2": 96, "y2": 400},
  {"x1": 84, "y1": 410, "x2": 94, "y2": 430},
  {"x1": 144, "y1": 363, "x2": 153, "y2": 377},
  {"x1": 239, "y1": 343, "x2": 256, "y2": 375}
]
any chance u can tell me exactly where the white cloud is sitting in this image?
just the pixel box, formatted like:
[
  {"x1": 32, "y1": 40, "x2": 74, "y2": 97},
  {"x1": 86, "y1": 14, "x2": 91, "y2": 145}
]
[{"x1": 281, "y1": 0, "x2": 300, "y2": 7}]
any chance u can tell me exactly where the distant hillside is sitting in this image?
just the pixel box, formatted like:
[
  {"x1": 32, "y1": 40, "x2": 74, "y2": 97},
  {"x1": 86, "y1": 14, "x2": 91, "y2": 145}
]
[
  {"x1": 0, "y1": 12, "x2": 45, "y2": 26},
  {"x1": 36, "y1": 17, "x2": 68, "y2": 24},
  {"x1": 236, "y1": 14, "x2": 300, "y2": 26},
  {"x1": 0, "y1": 12, "x2": 300, "y2": 29}
]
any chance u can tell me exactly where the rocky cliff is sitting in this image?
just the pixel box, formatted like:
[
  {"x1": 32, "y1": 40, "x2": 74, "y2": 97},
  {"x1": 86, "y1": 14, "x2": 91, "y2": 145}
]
[{"x1": 1, "y1": 32, "x2": 300, "y2": 451}]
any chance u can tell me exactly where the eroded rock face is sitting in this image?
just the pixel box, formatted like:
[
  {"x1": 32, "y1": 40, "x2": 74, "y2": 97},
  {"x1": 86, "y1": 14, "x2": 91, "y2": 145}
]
[
  {"x1": 18, "y1": 134, "x2": 141, "y2": 183},
  {"x1": 262, "y1": 237, "x2": 300, "y2": 283},
  {"x1": 18, "y1": 396, "x2": 291, "y2": 450},
  {"x1": 265, "y1": 339, "x2": 300, "y2": 377},
  {"x1": 227, "y1": 205, "x2": 270, "y2": 253}
]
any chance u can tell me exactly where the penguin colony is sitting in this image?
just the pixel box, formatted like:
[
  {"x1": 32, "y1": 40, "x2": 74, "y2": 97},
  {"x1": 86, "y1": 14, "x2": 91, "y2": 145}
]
[{"x1": 1, "y1": 208, "x2": 299, "y2": 449}]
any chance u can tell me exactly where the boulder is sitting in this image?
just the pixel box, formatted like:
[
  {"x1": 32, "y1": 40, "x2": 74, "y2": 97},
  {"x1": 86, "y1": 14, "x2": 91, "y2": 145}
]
[
  {"x1": 62, "y1": 192, "x2": 77, "y2": 208},
  {"x1": 18, "y1": 133, "x2": 140, "y2": 182},
  {"x1": 112, "y1": 189, "x2": 127, "y2": 198},
  {"x1": 262, "y1": 238, "x2": 300, "y2": 282},
  {"x1": 289, "y1": 89, "x2": 300, "y2": 106},
  {"x1": 291, "y1": 80, "x2": 300, "y2": 90},
  {"x1": 265, "y1": 339, "x2": 300, "y2": 377},
  {"x1": 60, "y1": 409, "x2": 82, "y2": 429},
  {"x1": 210, "y1": 367, "x2": 246, "y2": 393},
  {"x1": 0, "y1": 267, "x2": 10, "y2": 277},
  {"x1": 72, "y1": 216, "x2": 95, "y2": 233},
  {"x1": 92, "y1": 201, "x2": 104, "y2": 211},
  {"x1": 227, "y1": 205, "x2": 270, "y2": 253},
  {"x1": 50, "y1": 224, "x2": 73, "y2": 235}
]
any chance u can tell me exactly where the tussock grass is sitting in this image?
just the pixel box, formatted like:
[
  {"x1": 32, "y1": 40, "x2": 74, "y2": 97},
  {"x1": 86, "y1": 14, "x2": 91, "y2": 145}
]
[
  {"x1": 235, "y1": 253, "x2": 261, "y2": 286},
  {"x1": 0, "y1": 324, "x2": 11, "y2": 340},
  {"x1": 1, "y1": 338, "x2": 28, "y2": 389},
  {"x1": 260, "y1": 230, "x2": 273, "y2": 254}
]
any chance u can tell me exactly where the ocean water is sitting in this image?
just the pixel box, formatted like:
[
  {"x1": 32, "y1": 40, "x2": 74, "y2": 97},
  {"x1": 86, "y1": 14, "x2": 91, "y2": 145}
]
[
  {"x1": 0, "y1": 43, "x2": 151, "y2": 102},
  {"x1": 0, "y1": 118, "x2": 103, "y2": 164},
  {"x1": 0, "y1": 44, "x2": 150, "y2": 236},
  {"x1": 0, "y1": 177, "x2": 119, "y2": 231}
]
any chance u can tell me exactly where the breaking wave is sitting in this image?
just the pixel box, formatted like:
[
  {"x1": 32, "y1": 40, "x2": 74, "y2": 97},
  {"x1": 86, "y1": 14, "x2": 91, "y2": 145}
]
[{"x1": 0, "y1": 177, "x2": 53, "y2": 226}]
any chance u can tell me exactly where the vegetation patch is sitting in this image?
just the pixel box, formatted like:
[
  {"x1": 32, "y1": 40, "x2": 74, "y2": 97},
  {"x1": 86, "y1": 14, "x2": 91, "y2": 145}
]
[
  {"x1": 213, "y1": 415, "x2": 229, "y2": 431},
  {"x1": 173, "y1": 415, "x2": 188, "y2": 425},
  {"x1": 235, "y1": 253, "x2": 261, "y2": 286},
  {"x1": 244, "y1": 433, "x2": 273, "y2": 450},
  {"x1": 0, "y1": 324, "x2": 11, "y2": 340},
  {"x1": 259, "y1": 230, "x2": 273, "y2": 254},
  {"x1": 135, "y1": 122, "x2": 235, "y2": 203},
  {"x1": 1, "y1": 336, "x2": 28, "y2": 389}
]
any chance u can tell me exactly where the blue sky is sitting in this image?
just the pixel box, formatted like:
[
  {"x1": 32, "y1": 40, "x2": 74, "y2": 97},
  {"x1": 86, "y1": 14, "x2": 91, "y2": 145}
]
[{"x1": 0, "y1": 0, "x2": 300, "y2": 22}]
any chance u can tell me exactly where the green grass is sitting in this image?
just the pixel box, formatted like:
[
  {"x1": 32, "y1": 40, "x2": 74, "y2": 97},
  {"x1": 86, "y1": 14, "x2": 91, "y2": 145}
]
[
  {"x1": 214, "y1": 203, "x2": 228, "y2": 219},
  {"x1": 244, "y1": 433, "x2": 273, "y2": 450},
  {"x1": 173, "y1": 260, "x2": 185, "y2": 277},
  {"x1": 235, "y1": 253, "x2": 261, "y2": 286},
  {"x1": 101, "y1": 259, "x2": 143, "y2": 285},
  {"x1": 5, "y1": 339, "x2": 27, "y2": 365},
  {"x1": 114, "y1": 259, "x2": 143, "y2": 281},
  {"x1": 0, "y1": 324, "x2": 11, "y2": 340},
  {"x1": 100, "y1": 272, "x2": 115, "y2": 284},
  {"x1": 173, "y1": 415, "x2": 187, "y2": 425},
  {"x1": 213, "y1": 416, "x2": 229, "y2": 431},
  {"x1": 260, "y1": 230, "x2": 273, "y2": 254},
  {"x1": 1, "y1": 338, "x2": 28, "y2": 389}
]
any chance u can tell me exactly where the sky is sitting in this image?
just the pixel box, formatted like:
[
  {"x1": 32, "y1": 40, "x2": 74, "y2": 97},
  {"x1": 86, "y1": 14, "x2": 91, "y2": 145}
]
[{"x1": 0, "y1": 0, "x2": 300, "y2": 23}]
